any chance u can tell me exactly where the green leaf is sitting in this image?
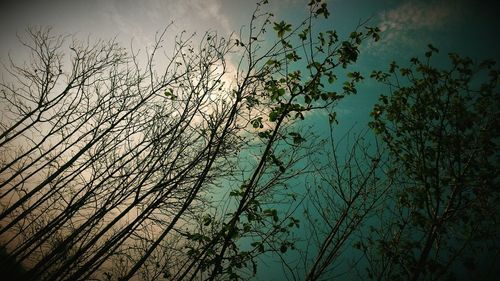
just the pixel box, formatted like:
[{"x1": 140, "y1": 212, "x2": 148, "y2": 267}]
[
  {"x1": 280, "y1": 244, "x2": 287, "y2": 253},
  {"x1": 298, "y1": 29, "x2": 308, "y2": 41},
  {"x1": 428, "y1": 44, "x2": 439, "y2": 53},
  {"x1": 327, "y1": 73, "x2": 337, "y2": 84},
  {"x1": 258, "y1": 131, "x2": 268, "y2": 139},
  {"x1": 251, "y1": 117, "x2": 263, "y2": 129},
  {"x1": 295, "y1": 112, "x2": 304, "y2": 120},
  {"x1": 203, "y1": 216, "x2": 212, "y2": 226},
  {"x1": 266, "y1": 59, "x2": 276, "y2": 66},
  {"x1": 304, "y1": 95, "x2": 312, "y2": 104},
  {"x1": 278, "y1": 165, "x2": 286, "y2": 173},
  {"x1": 273, "y1": 21, "x2": 292, "y2": 38},
  {"x1": 328, "y1": 112, "x2": 338, "y2": 124},
  {"x1": 269, "y1": 110, "x2": 279, "y2": 122},
  {"x1": 289, "y1": 132, "x2": 305, "y2": 144},
  {"x1": 229, "y1": 190, "x2": 244, "y2": 197}
]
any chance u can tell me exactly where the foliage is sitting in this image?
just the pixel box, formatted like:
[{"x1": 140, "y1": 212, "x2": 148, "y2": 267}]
[
  {"x1": 363, "y1": 46, "x2": 500, "y2": 281},
  {"x1": 0, "y1": 1, "x2": 380, "y2": 281}
]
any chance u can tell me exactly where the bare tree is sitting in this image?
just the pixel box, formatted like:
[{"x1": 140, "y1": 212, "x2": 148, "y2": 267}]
[
  {"x1": 1, "y1": 24, "x2": 240, "y2": 280},
  {"x1": 0, "y1": 1, "x2": 381, "y2": 280},
  {"x1": 297, "y1": 128, "x2": 392, "y2": 281}
]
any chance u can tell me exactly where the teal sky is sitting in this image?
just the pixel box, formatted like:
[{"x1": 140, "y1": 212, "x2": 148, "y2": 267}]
[{"x1": 1, "y1": 0, "x2": 499, "y2": 280}]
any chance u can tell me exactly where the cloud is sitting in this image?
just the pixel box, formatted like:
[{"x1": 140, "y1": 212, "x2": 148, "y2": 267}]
[
  {"x1": 379, "y1": 1, "x2": 451, "y2": 31},
  {"x1": 375, "y1": 0, "x2": 461, "y2": 48},
  {"x1": 98, "y1": 0, "x2": 235, "y2": 49},
  {"x1": 185, "y1": 0, "x2": 232, "y2": 35}
]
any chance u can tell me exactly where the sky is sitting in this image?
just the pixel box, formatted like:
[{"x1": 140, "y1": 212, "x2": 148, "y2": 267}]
[
  {"x1": 1, "y1": 0, "x2": 499, "y2": 279},
  {"x1": 2, "y1": 0, "x2": 499, "y2": 57},
  {"x1": 3, "y1": 0, "x2": 498, "y2": 130},
  {"x1": 2, "y1": 0, "x2": 499, "y2": 73}
]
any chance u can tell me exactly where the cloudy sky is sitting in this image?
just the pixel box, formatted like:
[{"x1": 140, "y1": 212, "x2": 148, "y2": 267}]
[
  {"x1": 2, "y1": 0, "x2": 498, "y2": 128},
  {"x1": 2, "y1": 0, "x2": 499, "y2": 57},
  {"x1": 1, "y1": 0, "x2": 499, "y2": 279}
]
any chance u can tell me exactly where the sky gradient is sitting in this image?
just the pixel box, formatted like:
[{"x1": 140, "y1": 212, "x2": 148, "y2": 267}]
[
  {"x1": 3, "y1": 0, "x2": 498, "y2": 131},
  {"x1": 2, "y1": 0, "x2": 499, "y2": 58},
  {"x1": 1, "y1": 0, "x2": 499, "y2": 280}
]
